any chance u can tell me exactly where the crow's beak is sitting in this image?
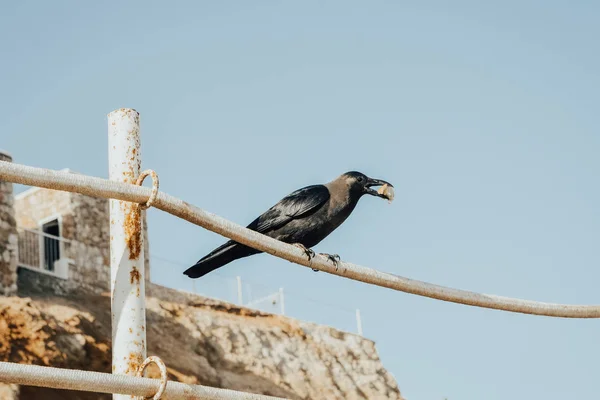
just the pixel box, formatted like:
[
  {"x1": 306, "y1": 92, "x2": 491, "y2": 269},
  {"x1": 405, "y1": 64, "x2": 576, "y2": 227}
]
[{"x1": 364, "y1": 177, "x2": 394, "y2": 200}]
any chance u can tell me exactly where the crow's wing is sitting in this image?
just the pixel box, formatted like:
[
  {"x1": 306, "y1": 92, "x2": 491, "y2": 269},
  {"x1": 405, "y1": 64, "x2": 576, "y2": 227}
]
[
  {"x1": 247, "y1": 184, "x2": 330, "y2": 234},
  {"x1": 184, "y1": 184, "x2": 330, "y2": 278}
]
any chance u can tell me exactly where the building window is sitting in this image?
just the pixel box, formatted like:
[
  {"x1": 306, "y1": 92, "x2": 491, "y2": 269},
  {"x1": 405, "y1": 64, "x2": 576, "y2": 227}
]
[{"x1": 42, "y1": 219, "x2": 60, "y2": 271}]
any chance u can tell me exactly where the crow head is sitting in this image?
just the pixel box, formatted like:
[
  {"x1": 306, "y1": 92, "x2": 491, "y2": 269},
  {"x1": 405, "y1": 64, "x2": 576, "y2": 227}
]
[{"x1": 342, "y1": 171, "x2": 394, "y2": 201}]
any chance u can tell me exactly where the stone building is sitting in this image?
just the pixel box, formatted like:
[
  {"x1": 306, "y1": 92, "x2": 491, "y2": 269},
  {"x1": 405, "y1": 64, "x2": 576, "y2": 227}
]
[{"x1": 0, "y1": 150, "x2": 150, "y2": 296}]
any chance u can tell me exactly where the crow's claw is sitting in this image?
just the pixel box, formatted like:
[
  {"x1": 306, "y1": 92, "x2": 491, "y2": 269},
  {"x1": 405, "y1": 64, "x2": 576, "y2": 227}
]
[
  {"x1": 319, "y1": 253, "x2": 341, "y2": 270},
  {"x1": 292, "y1": 243, "x2": 319, "y2": 272},
  {"x1": 293, "y1": 243, "x2": 316, "y2": 261}
]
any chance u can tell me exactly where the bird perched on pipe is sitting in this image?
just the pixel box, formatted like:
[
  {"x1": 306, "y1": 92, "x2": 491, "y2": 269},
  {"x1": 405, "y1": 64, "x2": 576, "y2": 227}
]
[{"x1": 184, "y1": 171, "x2": 394, "y2": 279}]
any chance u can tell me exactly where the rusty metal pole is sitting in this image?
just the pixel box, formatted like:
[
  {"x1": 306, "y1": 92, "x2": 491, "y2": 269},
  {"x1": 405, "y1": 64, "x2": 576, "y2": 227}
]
[{"x1": 108, "y1": 108, "x2": 146, "y2": 400}]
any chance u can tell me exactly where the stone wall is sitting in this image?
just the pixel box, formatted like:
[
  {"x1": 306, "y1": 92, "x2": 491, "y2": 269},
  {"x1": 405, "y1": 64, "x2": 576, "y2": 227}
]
[
  {"x1": 67, "y1": 193, "x2": 111, "y2": 293},
  {"x1": 14, "y1": 187, "x2": 72, "y2": 230},
  {"x1": 14, "y1": 185, "x2": 151, "y2": 295},
  {"x1": 0, "y1": 151, "x2": 18, "y2": 296},
  {"x1": 14, "y1": 186, "x2": 105, "y2": 293}
]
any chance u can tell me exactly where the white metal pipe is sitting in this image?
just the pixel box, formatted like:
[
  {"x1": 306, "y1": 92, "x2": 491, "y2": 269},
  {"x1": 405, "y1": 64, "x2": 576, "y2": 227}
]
[
  {"x1": 108, "y1": 108, "x2": 146, "y2": 398},
  {"x1": 2, "y1": 161, "x2": 600, "y2": 318},
  {"x1": 0, "y1": 361, "x2": 285, "y2": 400},
  {"x1": 37, "y1": 224, "x2": 44, "y2": 270},
  {"x1": 237, "y1": 275, "x2": 243, "y2": 304},
  {"x1": 356, "y1": 309, "x2": 363, "y2": 336}
]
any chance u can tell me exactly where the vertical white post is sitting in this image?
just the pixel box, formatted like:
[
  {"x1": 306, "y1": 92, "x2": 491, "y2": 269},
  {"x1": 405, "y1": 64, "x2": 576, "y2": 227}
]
[
  {"x1": 37, "y1": 231, "x2": 44, "y2": 270},
  {"x1": 108, "y1": 108, "x2": 146, "y2": 400},
  {"x1": 356, "y1": 309, "x2": 363, "y2": 336},
  {"x1": 279, "y1": 287, "x2": 285, "y2": 315},
  {"x1": 237, "y1": 276, "x2": 243, "y2": 305}
]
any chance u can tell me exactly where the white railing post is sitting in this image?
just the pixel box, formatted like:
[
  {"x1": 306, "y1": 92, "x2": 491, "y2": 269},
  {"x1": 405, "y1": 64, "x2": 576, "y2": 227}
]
[
  {"x1": 279, "y1": 287, "x2": 285, "y2": 315},
  {"x1": 356, "y1": 308, "x2": 363, "y2": 336},
  {"x1": 37, "y1": 228, "x2": 44, "y2": 270},
  {"x1": 237, "y1": 275, "x2": 243, "y2": 304},
  {"x1": 108, "y1": 108, "x2": 146, "y2": 399}
]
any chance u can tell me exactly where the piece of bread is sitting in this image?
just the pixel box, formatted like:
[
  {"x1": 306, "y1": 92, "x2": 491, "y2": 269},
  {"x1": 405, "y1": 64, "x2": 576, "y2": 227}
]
[{"x1": 377, "y1": 183, "x2": 394, "y2": 203}]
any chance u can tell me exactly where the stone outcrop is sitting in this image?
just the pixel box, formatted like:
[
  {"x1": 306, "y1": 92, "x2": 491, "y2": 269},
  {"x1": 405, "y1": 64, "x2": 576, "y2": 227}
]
[{"x1": 0, "y1": 279, "x2": 403, "y2": 400}]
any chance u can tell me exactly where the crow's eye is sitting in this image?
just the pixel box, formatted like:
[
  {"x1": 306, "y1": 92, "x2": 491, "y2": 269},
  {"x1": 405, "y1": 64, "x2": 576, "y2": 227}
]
[{"x1": 357, "y1": 176, "x2": 364, "y2": 182}]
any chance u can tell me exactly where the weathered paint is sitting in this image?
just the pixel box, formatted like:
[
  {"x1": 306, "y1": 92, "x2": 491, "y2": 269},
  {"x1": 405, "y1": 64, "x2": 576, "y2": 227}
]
[{"x1": 108, "y1": 108, "x2": 146, "y2": 400}]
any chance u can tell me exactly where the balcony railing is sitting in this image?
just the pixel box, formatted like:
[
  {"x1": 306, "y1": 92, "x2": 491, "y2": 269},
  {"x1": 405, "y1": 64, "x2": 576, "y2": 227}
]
[{"x1": 17, "y1": 227, "x2": 72, "y2": 279}]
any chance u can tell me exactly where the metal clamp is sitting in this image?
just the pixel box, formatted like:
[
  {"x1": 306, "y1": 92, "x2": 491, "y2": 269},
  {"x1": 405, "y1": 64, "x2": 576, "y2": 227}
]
[
  {"x1": 136, "y1": 356, "x2": 167, "y2": 399},
  {"x1": 136, "y1": 169, "x2": 159, "y2": 209}
]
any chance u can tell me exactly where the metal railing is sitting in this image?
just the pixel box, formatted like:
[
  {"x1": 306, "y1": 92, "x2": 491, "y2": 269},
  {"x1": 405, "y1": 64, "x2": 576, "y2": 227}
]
[
  {"x1": 0, "y1": 361, "x2": 283, "y2": 400},
  {"x1": 0, "y1": 107, "x2": 599, "y2": 399},
  {"x1": 4, "y1": 156, "x2": 599, "y2": 318},
  {"x1": 17, "y1": 227, "x2": 72, "y2": 279}
]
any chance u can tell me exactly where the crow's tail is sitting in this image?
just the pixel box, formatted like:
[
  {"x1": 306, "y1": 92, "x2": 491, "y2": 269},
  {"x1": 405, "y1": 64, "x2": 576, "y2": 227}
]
[{"x1": 183, "y1": 240, "x2": 261, "y2": 279}]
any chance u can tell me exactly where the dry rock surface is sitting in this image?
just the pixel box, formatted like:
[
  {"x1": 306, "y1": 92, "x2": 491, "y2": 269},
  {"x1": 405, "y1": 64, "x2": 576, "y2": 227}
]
[{"x1": 0, "y1": 284, "x2": 402, "y2": 400}]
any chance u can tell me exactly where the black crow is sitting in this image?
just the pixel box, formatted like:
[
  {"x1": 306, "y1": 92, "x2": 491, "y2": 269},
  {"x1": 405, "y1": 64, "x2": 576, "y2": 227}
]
[{"x1": 184, "y1": 171, "x2": 394, "y2": 278}]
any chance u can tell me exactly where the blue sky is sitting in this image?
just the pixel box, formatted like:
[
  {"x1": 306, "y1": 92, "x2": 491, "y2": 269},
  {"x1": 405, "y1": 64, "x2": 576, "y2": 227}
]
[{"x1": 2, "y1": 2, "x2": 600, "y2": 399}]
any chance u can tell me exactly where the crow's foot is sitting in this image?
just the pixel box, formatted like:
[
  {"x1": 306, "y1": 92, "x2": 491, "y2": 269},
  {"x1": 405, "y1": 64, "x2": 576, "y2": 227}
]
[
  {"x1": 319, "y1": 253, "x2": 341, "y2": 271},
  {"x1": 292, "y1": 243, "x2": 317, "y2": 271},
  {"x1": 292, "y1": 243, "x2": 319, "y2": 272}
]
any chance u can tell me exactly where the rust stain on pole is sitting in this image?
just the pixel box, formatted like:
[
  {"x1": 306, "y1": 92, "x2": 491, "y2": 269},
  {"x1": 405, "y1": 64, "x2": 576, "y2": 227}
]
[
  {"x1": 126, "y1": 353, "x2": 143, "y2": 375},
  {"x1": 129, "y1": 266, "x2": 141, "y2": 284},
  {"x1": 124, "y1": 203, "x2": 142, "y2": 260}
]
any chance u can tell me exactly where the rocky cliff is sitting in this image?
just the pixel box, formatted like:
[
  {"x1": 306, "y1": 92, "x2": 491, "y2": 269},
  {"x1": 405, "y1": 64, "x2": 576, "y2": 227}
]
[{"x1": 0, "y1": 274, "x2": 402, "y2": 400}]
